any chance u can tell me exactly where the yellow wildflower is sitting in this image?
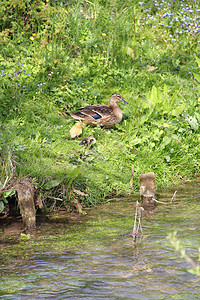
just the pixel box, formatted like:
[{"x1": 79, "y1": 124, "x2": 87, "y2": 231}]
[
  {"x1": 21, "y1": 32, "x2": 24, "y2": 35},
  {"x1": 102, "y1": 33, "x2": 107, "y2": 37},
  {"x1": 82, "y1": 89, "x2": 86, "y2": 92},
  {"x1": 32, "y1": 33, "x2": 36, "y2": 36},
  {"x1": 198, "y1": 97, "x2": 200, "y2": 103},
  {"x1": 163, "y1": 123, "x2": 170, "y2": 127},
  {"x1": 30, "y1": 36, "x2": 34, "y2": 41}
]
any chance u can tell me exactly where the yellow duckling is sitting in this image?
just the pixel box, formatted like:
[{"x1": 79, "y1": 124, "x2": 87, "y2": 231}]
[
  {"x1": 70, "y1": 122, "x2": 82, "y2": 138},
  {"x1": 79, "y1": 135, "x2": 96, "y2": 147},
  {"x1": 70, "y1": 93, "x2": 128, "y2": 128}
]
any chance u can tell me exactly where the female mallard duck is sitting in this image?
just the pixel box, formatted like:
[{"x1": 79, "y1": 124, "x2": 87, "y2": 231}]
[{"x1": 70, "y1": 93, "x2": 128, "y2": 128}]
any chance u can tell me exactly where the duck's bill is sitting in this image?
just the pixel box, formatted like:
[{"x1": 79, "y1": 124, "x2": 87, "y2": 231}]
[{"x1": 121, "y1": 98, "x2": 128, "y2": 104}]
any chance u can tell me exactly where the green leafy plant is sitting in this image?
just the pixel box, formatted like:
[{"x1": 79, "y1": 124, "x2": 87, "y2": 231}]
[
  {"x1": 167, "y1": 231, "x2": 200, "y2": 276},
  {"x1": 0, "y1": 188, "x2": 15, "y2": 213}
]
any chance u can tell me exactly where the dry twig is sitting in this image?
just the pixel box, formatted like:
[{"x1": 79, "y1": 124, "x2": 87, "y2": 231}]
[
  {"x1": 132, "y1": 201, "x2": 143, "y2": 242},
  {"x1": 129, "y1": 165, "x2": 134, "y2": 189},
  {"x1": 152, "y1": 198, "x2": 167, "y2": 205},
  {"x1": 170, "y1": 190, "x2": 177, "y2": 203}
]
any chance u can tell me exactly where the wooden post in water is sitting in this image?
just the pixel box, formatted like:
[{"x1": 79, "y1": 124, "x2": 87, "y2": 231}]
[
  {"x1": 13, "y1": 178, "x2": 37, "y2": 231},
  {"x1": 139, "y1": 172, "x2": 156, "y2": 209}
]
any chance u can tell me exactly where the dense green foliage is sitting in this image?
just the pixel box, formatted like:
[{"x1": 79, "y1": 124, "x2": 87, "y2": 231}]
[{"x1": 0, "y1": 0, "x2": 199, "y2": 212}]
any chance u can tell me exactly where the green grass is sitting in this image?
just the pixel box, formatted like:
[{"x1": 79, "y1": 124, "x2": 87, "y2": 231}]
[{"x1": 0, "y1": 0, "x2": 200, "y2": 211}]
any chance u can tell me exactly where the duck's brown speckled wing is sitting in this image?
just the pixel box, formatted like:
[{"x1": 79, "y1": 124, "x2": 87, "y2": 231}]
[{"x1": 71, "y1": 104, "x2": 112, "y2": 120}]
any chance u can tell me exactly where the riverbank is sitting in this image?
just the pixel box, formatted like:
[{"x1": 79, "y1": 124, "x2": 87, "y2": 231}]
[{"x1": 0, "y1": 0, "x2": 199, "y2": 213}]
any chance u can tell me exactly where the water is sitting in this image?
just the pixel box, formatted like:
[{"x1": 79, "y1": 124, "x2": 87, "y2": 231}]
[{"x1": 0, "y1": 179, "x2": 200, "y2": 299}]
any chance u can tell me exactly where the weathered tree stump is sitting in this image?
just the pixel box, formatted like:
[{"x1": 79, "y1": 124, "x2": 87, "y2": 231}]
[
  {"x1": 139, "y1": 172, "x2": 156, "y2": 210},
  {"x1": 12, "y1": 177, "x2": 37, "y2": 231}
]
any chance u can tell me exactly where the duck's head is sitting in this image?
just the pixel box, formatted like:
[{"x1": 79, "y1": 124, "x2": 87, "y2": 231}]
[
  {"x1": 88, "y1": 134, "x2": 96, "y2": 144},
  {"x1": 76, "y1": 122, "x2": 83, "y2": 128},
  {"x1": 110, "y1": 93, "x2": 128, "y2": 105}
]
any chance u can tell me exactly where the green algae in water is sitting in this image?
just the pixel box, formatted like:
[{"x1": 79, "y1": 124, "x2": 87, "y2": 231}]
[
  {"x1": 0, "y1": 198, "x2": 134, "y2": 263},
  {"x1": 0, "y1": 180, "x2": 200, "y2": 299}
]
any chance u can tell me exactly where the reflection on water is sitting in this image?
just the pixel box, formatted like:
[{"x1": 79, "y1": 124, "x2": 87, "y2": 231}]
[{"x1": 0, "y1": 179, "x2": 200, "y2": 299}]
